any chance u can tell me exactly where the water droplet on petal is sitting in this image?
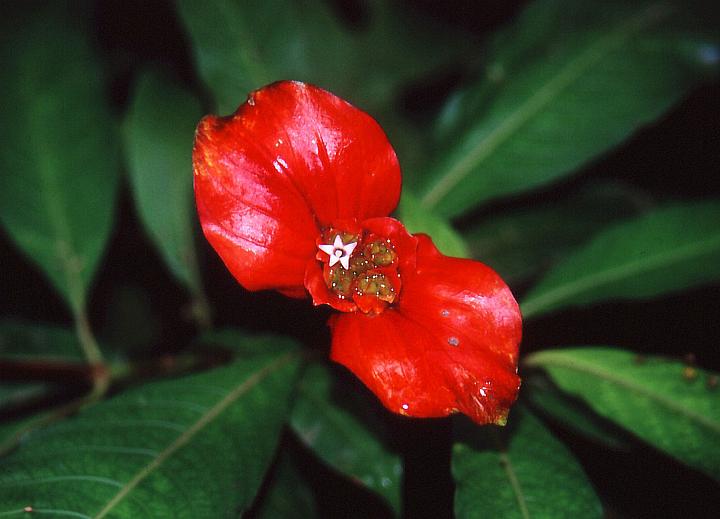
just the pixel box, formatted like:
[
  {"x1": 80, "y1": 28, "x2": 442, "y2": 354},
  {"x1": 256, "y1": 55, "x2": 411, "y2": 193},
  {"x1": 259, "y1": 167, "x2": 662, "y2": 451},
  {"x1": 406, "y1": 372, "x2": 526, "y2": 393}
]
[
  {"x1": 401, "y1": 403, "x2": 409, "y2": 410},
  {"x1": 441, "y1": 309, "x2": 450, "y2": 317},
  {"x1": 448, "y1": 336, "x2": 460, "y2": 347}
]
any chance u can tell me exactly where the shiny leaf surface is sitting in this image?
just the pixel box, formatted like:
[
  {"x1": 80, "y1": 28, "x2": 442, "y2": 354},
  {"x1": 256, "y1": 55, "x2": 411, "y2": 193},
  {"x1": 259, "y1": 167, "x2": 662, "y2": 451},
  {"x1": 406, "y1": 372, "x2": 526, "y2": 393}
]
[
  {"x1": 523, "y1": 372, "x2": 631, "y2": 449},
  {"x1": 521, "y1": 201, "x2": 720, "y2": 318},
  {"x1": 525, "y1": 347, "x2": 720, "y2": 480},
  {"x1": 0, "y1": 339, "x2": 301, "y2": 517},
  {"x1": 463, "y1": 181, "x2": 645, "y2": 283},
  {"x1": 453, "y1": 406, "x2": 602, "y2": 518},
  {"x1": 291, "y1": 362, "x2": 402, "y2": 513},
  {"x1": 416, "y1": 0, "x2": 718, "y2": 217}
]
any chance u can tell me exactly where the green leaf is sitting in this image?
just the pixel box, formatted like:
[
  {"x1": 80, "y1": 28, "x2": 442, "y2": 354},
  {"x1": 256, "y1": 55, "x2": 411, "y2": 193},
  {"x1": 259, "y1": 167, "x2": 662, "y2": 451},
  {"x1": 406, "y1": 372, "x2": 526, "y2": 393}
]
[
  {"x1": 0, "y1": 7, "x2": 121, "y2": 314},
  {"x1": 123, "y1": 71, "x2": 204, "y2": 292},
  {"x1": 175, "y1": 0, "x2": 470, "y2": 115},
  {"x1": 0, "y1": 339, "x2": 301, "y2": 517},
  {"x1": 416, "y1": 0, "x2": 719, "y2": 217},
  {"x1": 397, "y1": 192, "x2": 470, "y2": 258},
  {"x1": 453, "y1": 406, "x2": 602, "y2": 518},
  {"x1": 0, "y1": 320, "x2": 83, "y2": 362},
  {"x1": 0, "y1": 320, "x2": 87, "y2": 412},
  {"x1": 253, "y1": 445, "x2": 318, "y2": 519},
  {"x1": 523, "y1": 372, "x2": 630, "y2": 449},
  {"x1": 290, "y1": 362, "x2": 402, "y2": 513},
  {"x1": 463, "y1": 181, "x2": 645, "y2": 284},
  {"x1": 521, "y1": 201, "x2": 720, "y2": 318},
  {"x1": 0, "y1": 321, "x2": 93, "y2": 451},
  {"x1": 524, "y1": 347, "x2": 720, "y2": 480}
]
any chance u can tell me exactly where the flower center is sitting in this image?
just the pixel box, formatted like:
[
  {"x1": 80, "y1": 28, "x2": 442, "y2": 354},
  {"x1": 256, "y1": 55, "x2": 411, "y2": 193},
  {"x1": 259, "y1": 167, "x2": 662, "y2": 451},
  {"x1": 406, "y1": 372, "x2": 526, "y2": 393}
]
[{"x1": 316, "y1": 227, "x2": 401, "y2": 314}]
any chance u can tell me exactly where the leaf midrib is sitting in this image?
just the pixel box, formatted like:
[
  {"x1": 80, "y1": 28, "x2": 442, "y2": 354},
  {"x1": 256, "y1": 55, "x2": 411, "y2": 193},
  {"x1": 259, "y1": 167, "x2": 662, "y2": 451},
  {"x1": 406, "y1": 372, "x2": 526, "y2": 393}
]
[
  {"x1": 521, "y1": 232, "x2": 720, "y2": 318},
  {"x1": 500, "y1": 450, "x2": 530, "y2": 519},
  {"x1": 93, "y1": 352, "x2": 296, "y2": 518},
  {"x1": 525, "y1": 352, "x2": 720, "y2": 433},
  {"x1": 419, "y1": 2, "x2": 672, "y2": 210}
]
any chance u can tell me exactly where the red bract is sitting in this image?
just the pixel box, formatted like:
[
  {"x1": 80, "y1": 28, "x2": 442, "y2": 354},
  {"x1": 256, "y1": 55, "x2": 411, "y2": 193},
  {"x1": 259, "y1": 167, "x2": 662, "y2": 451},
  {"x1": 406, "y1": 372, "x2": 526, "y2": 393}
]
[{"x1": 194, "y1": 81, "x2": 522, "y2": 425}]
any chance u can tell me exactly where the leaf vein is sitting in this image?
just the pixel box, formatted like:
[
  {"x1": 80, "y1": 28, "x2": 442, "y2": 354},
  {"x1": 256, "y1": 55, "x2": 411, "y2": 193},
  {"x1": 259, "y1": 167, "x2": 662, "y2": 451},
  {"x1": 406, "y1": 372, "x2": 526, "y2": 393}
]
[{"x1": 92, "y1": 352, "x2": 296, "y2": 518}]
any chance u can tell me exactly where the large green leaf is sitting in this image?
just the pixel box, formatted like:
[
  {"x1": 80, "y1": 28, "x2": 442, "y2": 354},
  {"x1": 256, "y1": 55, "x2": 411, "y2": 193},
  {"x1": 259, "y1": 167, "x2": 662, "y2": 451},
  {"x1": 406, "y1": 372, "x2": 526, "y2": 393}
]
[
  {"x1": 0, "y1": 338, "x2": 301, "y2": 517},
  {"x1": 175, "y1": 0, "x2": 469, "y2": 116},
  {"x1": 521, "y1": 201, "x2": 720, "y2": 318},
  {"x1": 397, "y1": 192, "x2": 470, "y2": 258},
  {"x1": 0, "y1": 7, "x2": 121, "y2": 314},
  {"x1": 523, "y1": 372, "x2": 630, "y2": 449},
  {"x1": 524, "y1": 347, "x2": 720, "y2": 480},
  {"x1": 453, "y1": 406, "x2": 602, "y2": 518},
  {"x1": 463, "y1": 181, "x2": 645, "y2": 284},
  {"x1": 290, "y1": 362, "x2": 402, "y2": 513},
  {"x1": 123, "y1": 71, "x2": 204, "y2": 292},
  {"x1": 415, "y1": 0, "x2": 718, "y2": 217}
]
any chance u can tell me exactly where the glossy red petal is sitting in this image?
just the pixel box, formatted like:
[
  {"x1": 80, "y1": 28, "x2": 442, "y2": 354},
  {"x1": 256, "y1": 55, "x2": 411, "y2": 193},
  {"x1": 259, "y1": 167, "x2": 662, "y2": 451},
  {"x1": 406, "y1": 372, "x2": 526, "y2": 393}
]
[
  {"x1": 330, "y1": 235, "x2": 521, "y2": 425},
  {"x1": 194, "y1": 81, "x2": 401, "y2": 293}
]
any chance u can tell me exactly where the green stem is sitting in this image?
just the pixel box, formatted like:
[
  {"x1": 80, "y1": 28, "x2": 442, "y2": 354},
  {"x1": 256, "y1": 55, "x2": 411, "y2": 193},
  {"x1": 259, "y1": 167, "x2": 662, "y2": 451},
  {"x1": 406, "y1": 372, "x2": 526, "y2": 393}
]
[
  {"x1": 73, "y1": 305, "x2": 103, "y2": 366},
  {"x1": 72, "y1": 304, "x2": 110, "y2": 398}
]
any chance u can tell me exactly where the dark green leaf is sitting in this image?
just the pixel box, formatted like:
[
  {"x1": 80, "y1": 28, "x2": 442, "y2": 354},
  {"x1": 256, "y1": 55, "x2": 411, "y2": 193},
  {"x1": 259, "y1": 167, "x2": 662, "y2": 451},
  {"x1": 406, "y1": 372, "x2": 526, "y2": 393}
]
[
  {"x1": 0, "y1": 339, "x2": 301, "y2": 517},
  {"x1": 524, "y1": 347, "x2": 720, "y2": 480},
  {"x1": 463, "y1": 181, "x2": 646, "y2": 284},
  {"x1": 521, "y1": 201, "x2": 720, "y2": 318},
  {"x1": 397, "y1": 193, "x2": 470, "y2": 258},
  {"x1": 415, "y1": 0, "x2": 718, "y2": 217},
  {"x1": 123, "y1": 71, "x2": 204, "y2": 292},
  {"x1": 0, "y1": 8, "x2": 121, "y2": 314},
  {"x1": 253, "y1": 445, "x2": 317, "y2": 519},
  {"x1": 0, "y1": 321, "x2": 93, "y2": 451},
  {"x1": 0, "y1": 320, "x2": 83, "y2": 362},
  {"x1": 197, "y1": 328, "x2": 297, "y2": 357},
  {"x1": 175, "y1": 0, "x2": 470, "y2": 115},
  {"x1": 290, "y1": 362, "x2": 402, "y2": 513},
  {"x1": 453, "y1": 406, "x2": 602, "y2": 518},
  {"x1": 523, "y1": 372, "x2": 630, "y2": 449},
  {"x1": 0, "y1": 321, "x2": 80, "y2": 414}
]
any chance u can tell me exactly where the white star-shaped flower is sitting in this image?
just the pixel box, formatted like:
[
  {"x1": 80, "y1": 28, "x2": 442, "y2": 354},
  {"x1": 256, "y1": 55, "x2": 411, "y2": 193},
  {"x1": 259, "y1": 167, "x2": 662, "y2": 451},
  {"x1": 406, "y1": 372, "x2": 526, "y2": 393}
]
[{"x1": 318, "y1": 235, "x2": 357, "y2": 270}]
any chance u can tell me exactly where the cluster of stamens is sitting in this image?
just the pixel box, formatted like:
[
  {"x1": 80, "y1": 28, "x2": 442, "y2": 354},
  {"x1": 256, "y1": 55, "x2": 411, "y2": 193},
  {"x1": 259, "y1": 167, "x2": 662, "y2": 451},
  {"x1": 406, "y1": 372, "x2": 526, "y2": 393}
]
[{"x1": 317, "y1": 228, "x2": 400, "y2": 314}]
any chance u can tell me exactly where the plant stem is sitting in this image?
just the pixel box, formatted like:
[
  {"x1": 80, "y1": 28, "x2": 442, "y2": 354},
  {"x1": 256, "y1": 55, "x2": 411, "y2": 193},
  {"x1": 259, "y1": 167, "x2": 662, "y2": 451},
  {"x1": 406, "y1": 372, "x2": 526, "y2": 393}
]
[
  {"x1": 72, "y1": 304, "x2": 110, "y2": 397},
  {"x1": 73, "y1": 305, "x2": 103, "y2": 366}
]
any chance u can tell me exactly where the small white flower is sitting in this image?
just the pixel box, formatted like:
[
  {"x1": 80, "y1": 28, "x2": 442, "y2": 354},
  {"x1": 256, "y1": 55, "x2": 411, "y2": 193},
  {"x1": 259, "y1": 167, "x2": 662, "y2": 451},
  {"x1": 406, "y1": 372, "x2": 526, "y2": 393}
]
[{"x1": 318, "y1": 235, "x2": 357, "y2": 270}]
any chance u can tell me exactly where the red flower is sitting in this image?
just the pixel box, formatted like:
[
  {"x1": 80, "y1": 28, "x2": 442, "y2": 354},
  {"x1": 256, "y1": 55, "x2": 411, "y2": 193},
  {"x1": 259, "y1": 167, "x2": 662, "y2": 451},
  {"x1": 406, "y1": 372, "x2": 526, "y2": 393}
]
[{"x1": 194, "y1": 81, "x2": 521, "y2": 425}]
